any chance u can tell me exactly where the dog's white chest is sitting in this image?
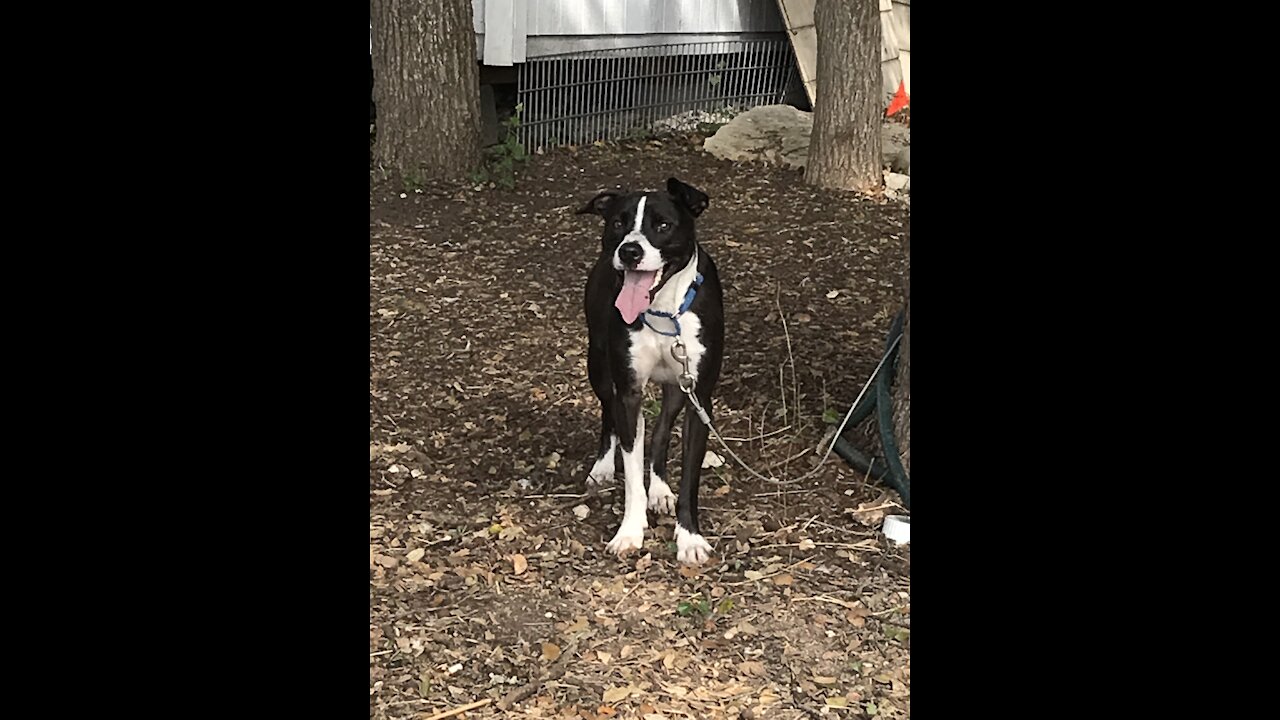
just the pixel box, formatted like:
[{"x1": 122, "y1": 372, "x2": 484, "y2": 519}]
[{"x1": 627, "y1": 312, "x2": 706, "y2": 387}]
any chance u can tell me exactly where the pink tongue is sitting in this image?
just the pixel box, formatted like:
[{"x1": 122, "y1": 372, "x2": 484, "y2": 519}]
[{"x1": 616, "y1": 271, "x2": 658, "y2": 324}]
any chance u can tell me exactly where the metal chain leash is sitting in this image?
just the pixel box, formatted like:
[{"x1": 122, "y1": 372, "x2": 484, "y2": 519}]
[{"x1": 671, "y1": 334, "x2": 901, "y2": 486}]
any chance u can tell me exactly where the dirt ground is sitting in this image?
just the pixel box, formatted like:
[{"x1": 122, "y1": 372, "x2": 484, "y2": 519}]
[{"x1": 370, "y1": 135, "x2": 911, "y2": 720}]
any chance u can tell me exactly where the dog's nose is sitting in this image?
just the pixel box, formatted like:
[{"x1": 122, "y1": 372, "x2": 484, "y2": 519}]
[{"x1": 618, "y1": 243, "x2": 642, "y2": 265}]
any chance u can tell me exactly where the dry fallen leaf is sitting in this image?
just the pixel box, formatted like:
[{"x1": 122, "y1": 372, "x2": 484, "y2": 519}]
[
  {"x1": 772, "y1": 573, "x2": 794, "y2": 586},
  {"x1": 701, "y1": 451, "x2": 725, "y2": 469},
  {"x1": 511, "y1": 554, "x2": 528, "y2": 575},
  {"x1": 541, "y1": 642, "x2": 562, "y2": 662},
  {"x1": 826, "y1": 289, "x2": 840, "y2": 298},
  {"x1": 661, "y1": 650, "x2": 676, "y2": 670},
  {"x1": 602, "y1": 685, "x2": 631, "y2": 703},
  {"x1": 739, "y1": 661, "x2": 766, "y2": 677},
  {"x1": 813, "y1": 675, "x2": 838, "y2": 686},
  {"x1": 572, "y1": 504, "x2": 590, "y2": 520},
  {"x1": 758, "y1": 687, "x2": 780, "y2": 706},
  {"x1": 743, "y1": 570, "x2": 764, "y2": 581},
  {"x1": 406, "y1": 548, "x2": 425, "y2": 563}
]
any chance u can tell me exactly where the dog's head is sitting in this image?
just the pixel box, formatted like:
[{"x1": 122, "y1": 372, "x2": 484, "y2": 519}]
[{"x1": 576, "y1": 177, "x2": 709, "y2": 323}]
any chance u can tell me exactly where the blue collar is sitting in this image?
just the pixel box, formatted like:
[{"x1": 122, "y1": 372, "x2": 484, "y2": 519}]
[{"x1": 642, "y1": 272, "x2": 703, "y2": 337}]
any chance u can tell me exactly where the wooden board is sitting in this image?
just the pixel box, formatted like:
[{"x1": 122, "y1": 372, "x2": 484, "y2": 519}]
[{"x1": 774, "y1": 0, "x2": 818, "y2": 105}]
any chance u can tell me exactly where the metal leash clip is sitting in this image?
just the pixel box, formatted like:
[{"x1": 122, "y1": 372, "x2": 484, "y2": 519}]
[{"x1": 671, "y1": 339, "x2": 696, "y2": 393}]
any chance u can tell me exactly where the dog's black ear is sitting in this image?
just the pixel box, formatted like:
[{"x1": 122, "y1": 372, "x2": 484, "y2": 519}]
[
  {"x1": 575, "y1": 191, "x2": 621, "y2": 217},
  {"x1": 666, "y1": 177, "x2": 709, "y2": 217}
]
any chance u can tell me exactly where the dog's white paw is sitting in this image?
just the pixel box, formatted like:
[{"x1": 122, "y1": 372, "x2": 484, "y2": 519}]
[
  {"x1": 605, "y1": 527, "x2": 646, "y2": 557},
  {"x1": 586, "y1": 438, "x2": 617, "y2": 490},
  {"x1": 586, "y1": 468, "x2": 614, "y2": 489},
  {"x1": 647, "y1": 474, "x2": 676, "y2": 515},
  {"x1": 675, "y1": 525, "x2": 713, "y2": 566}
]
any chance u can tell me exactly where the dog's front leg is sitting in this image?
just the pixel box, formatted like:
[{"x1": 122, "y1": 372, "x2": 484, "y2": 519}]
[
  {"x1": 605, "y1": 388, "x2": 648, "y2": 556},
  {"x1": 645, "y1": 383, "x2": 683, "y2": 515},
  {"x1": 675, "y1": 386, "x2": 714, "y2": 565}
]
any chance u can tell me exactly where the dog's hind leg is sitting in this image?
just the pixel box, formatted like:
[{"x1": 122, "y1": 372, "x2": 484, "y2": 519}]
[
  {"x1": 645, "y1": 383, "x2": 683, "y2": 515},
  {"x1": 586, "y1": 343, "x2": 617, "y2": 489}
]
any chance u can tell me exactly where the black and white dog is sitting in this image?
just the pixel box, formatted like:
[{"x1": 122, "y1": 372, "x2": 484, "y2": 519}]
[{"x1": 576, "y1": 178, "x2": 724, "y2": 565}]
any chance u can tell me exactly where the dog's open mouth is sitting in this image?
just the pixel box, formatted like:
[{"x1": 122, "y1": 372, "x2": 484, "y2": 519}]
[{"x1": 616, "y1": 268, "x2": 663, "y2": 324}]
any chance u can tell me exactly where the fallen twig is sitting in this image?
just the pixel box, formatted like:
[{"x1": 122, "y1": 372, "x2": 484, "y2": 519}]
[
  {"x1": 421, "y1": 698, "x2": 492, "y2": 720},
  {"x1": 613, "y1": 582, "x2": 642, "y2": 612},
  {"x1": 791, "y1": 595, "x2": 907, "y2": 616},
  {"x1": 724, "y1": 557, "x2": 812, "y2": 586},
  {"x1": 775, "y1": 286, "x2": 800, "y2": 434},
  {"x1": 718, "y1": 425, "x2": 792, "y2": 442},
  {"x1": 763, "y1": 446, "x2": 811, "y2": 471},
  {"x1": 497, "y1": 661, "x2": 568, "y2": 710},
  {"x1": 527, "y1": 491, "x2": 608, "y2": 499},
  {"x1": 752, "y1": 488, "x2": 818, "y2": 498},
  {"x1": 751, "y1": 539, "x2": 875, "y2": 551},
  {"x1": 550, "y1": 489, "x2": 613, "y2": 512},
  {"x1": 848, "y1": 501, "x2": 903, "y2": 514}
]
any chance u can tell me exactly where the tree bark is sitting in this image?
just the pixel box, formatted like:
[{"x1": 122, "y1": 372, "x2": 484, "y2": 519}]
[
  {"x1": 371, "y1": 0, "x2": 482, "y2": 182},
  {"x1": 892, "y1": 235, "x2": 909, "y2": 477},
  {"x1": 806, "y1": 0, "x2": 883, "y2": 192}
]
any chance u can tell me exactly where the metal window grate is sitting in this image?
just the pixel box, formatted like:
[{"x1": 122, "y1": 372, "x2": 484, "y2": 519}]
[{"x1": 517, "y1": 39, "x2": 795, "y2": 151}]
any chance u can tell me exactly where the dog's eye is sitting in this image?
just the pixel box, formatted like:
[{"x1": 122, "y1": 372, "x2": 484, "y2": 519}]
[
  {"x1": 612, "y1": 219, "x2": 624, "y2": 230},
  {"x1": 656, "y1": 222, "x2": 671, "y2": 232}
]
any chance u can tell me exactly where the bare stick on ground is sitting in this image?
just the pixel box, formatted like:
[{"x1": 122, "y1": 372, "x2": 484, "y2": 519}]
[{"x1": 421, "y1": 698, "x2": 493, "y2": 720}]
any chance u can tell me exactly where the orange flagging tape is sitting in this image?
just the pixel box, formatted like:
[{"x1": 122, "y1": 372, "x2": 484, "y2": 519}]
[{"x1": 886, "y1": 81, "x2": 909, "y2": 116}]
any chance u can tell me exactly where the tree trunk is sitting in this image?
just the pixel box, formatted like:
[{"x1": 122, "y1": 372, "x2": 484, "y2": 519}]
[
  {"x1": 371, "y1": 0, "x2": 482, "y2": 182},
  {"x1": 892, "y1": 235, "x2": 909, "y2": 477},
  {"x1": 806, "y1": 0, "x2": 883, "y2": 192}
]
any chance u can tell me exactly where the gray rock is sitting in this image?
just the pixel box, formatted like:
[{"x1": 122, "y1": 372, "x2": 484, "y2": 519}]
[
  {"x1": 891, "y1": 146, "x2": 910, "y2": 175},
  {"x1": 702, "y1": 104, "x2": 910, "y2": 171},
  {"x1": 703, "y1": 105, "x2": 813, "y2": 168},
  {"x1": 881, "y1": 123, "x2": 909, "y2": 168},
  {"x1": 885, "y1": 172, "x2": 910, "y2": 191}
]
